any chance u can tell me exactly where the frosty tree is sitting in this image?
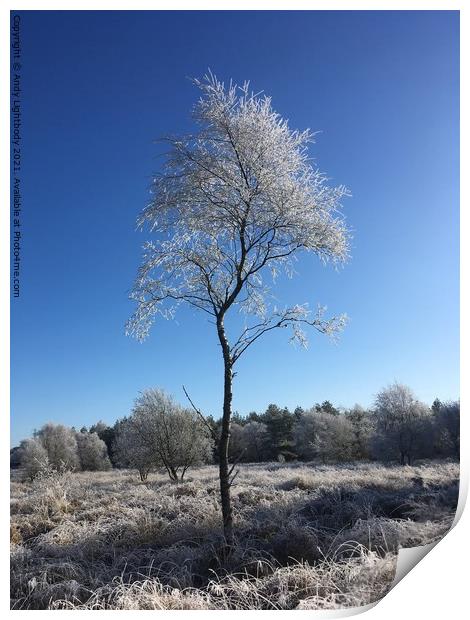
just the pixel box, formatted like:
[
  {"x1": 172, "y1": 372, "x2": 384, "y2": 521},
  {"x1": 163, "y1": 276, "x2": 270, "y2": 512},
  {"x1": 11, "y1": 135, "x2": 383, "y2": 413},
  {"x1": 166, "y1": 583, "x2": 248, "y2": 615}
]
[
  {"x1": 116, "y1": 388, "x2": 212, "y2": 482},
  {"x1": 374, "y1": 383, "x2": 431, "y2": 465},
  {"x1": 113, "y1": 417, "x2": 155, "y2": 481},
  {"x1": 127, "y1": 73, "x2": 350, "y2": 545}
]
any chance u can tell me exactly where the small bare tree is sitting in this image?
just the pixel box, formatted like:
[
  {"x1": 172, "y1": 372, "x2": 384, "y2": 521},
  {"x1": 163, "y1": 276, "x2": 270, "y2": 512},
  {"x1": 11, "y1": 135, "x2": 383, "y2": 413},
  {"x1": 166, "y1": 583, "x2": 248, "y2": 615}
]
[
  {"x1": 121, "y1": 389, "x2": 212, "y2": 482},
  {"x1": 127, "y1": 73, "x2": 350, "y2": 544}
]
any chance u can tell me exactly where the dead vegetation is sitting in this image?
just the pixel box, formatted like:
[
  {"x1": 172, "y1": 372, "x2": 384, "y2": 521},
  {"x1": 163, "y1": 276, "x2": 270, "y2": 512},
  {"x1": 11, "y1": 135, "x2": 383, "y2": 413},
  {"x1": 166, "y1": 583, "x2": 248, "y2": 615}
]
[{"x1": 10, "y1": 460, "x2": 458, "y2": 610}]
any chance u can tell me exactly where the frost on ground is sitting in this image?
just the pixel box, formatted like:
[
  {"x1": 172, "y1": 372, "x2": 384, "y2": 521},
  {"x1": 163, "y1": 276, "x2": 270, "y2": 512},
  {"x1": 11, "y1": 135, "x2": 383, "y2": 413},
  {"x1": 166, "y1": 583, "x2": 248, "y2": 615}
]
[{"x1": 10, "y1": 460, "x2": 459, "y2": 610}]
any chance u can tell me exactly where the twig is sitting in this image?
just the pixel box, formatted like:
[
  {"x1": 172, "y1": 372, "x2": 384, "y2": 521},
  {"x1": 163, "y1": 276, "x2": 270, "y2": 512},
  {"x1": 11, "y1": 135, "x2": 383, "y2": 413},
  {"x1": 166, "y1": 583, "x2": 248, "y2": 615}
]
[
  {"x1": 227, "y1": 447, "x2": 246, "y2": 484},
  {"x1": 228, "y1": 468, "x2": 240, "y2": 487},
  {"x1": 182, "y1": 385, "x2": 218, "y2": 442}
]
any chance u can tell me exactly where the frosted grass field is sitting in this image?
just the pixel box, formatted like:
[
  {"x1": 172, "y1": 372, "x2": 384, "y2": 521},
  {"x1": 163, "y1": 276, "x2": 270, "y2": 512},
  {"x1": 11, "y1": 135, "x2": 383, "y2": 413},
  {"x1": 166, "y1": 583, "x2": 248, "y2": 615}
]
[{"x1": 10, "y1": 460, "x2": 459, "y2": 610}]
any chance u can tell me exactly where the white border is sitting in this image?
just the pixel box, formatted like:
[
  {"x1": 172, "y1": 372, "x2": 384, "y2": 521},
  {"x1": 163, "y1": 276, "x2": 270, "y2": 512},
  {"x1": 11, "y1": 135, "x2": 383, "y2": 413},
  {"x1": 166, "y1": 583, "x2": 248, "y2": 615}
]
[{"x1": 2, "y1": 2, "x2": 466, "y2": 618}]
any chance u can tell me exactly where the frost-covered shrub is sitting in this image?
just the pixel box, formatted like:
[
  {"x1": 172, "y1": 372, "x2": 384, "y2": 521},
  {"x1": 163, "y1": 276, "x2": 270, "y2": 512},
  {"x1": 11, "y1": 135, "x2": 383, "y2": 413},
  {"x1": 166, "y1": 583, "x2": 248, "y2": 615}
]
[
  {"x1": 33, "y1": 423, "x2": 81, "y2": 471},
  {"x1": 293, "y1": 411, "x2": 355, "y2": 462},
  {"x1": 75, "y1": 431, "x2": 111, "y2": 471},
  {"x1": 18, "y1": 438, "x2": 49, "y2": 480}
]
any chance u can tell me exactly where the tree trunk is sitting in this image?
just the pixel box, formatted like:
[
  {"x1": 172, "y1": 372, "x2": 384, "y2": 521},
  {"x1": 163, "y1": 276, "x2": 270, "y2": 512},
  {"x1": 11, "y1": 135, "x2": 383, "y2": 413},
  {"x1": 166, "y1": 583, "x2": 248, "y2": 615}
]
[
  {"x1": 217, "y1": 318, "x2": 234, "y2": 547},
  {"x1": 169, "y1": 465, "x2": 179, "y2": 482}
]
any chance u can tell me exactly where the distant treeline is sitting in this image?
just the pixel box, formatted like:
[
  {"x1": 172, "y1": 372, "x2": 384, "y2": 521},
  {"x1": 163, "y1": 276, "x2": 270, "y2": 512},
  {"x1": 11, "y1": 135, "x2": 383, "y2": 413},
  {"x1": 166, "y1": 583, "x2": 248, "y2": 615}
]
[{"x1": 11, "y1": 383, "x2": 459, "y2": 480}]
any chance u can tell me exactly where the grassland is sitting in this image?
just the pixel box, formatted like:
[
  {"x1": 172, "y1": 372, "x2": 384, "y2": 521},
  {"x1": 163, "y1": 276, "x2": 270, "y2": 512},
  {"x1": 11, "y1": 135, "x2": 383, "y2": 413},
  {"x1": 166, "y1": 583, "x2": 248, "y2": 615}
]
[{"x1": 10, "y1": 460, "x2": 459, "y2": 610}]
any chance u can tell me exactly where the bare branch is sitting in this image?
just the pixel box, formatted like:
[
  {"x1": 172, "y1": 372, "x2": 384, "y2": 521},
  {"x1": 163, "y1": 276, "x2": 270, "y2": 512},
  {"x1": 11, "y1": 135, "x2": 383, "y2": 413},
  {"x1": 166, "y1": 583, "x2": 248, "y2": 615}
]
[
  {"x1": 228, "y1": 468, "x2": 241, "y2": 487},
  {"x1": 182, "y1": 385, "x2": 218, "y2": 442}
]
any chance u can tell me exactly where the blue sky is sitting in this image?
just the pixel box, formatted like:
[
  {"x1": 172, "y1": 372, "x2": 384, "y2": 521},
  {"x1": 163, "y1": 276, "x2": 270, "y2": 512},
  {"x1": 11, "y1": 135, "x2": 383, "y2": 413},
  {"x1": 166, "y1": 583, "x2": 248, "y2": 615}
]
[{"x1": 11, "y1": 10, "x2": 459, "y2": 446}]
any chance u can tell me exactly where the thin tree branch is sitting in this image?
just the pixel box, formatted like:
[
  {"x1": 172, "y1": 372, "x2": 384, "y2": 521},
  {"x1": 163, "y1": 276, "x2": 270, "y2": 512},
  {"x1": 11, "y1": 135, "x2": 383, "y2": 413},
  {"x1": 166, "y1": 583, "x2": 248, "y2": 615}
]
[{"x1": 182, "y1": 385, "x2": 218, "y2": 442}]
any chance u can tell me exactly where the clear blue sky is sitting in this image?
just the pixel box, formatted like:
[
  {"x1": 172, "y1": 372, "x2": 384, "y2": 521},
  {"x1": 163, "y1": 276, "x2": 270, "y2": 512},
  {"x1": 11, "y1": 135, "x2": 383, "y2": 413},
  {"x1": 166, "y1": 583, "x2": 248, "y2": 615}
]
[{"x1": 11, "y1": 10, "x2": 459, "y2": 446}]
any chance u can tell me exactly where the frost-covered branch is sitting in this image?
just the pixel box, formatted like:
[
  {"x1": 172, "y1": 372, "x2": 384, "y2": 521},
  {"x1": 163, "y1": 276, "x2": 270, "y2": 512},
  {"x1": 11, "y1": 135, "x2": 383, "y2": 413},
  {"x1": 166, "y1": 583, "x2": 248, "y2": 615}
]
[
  {"x1": 127, "y1": 72, "x2": 350, "y2": 352},
  {"x1": 231, "y1": 304, "x2": 348, "y2": 363}
]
